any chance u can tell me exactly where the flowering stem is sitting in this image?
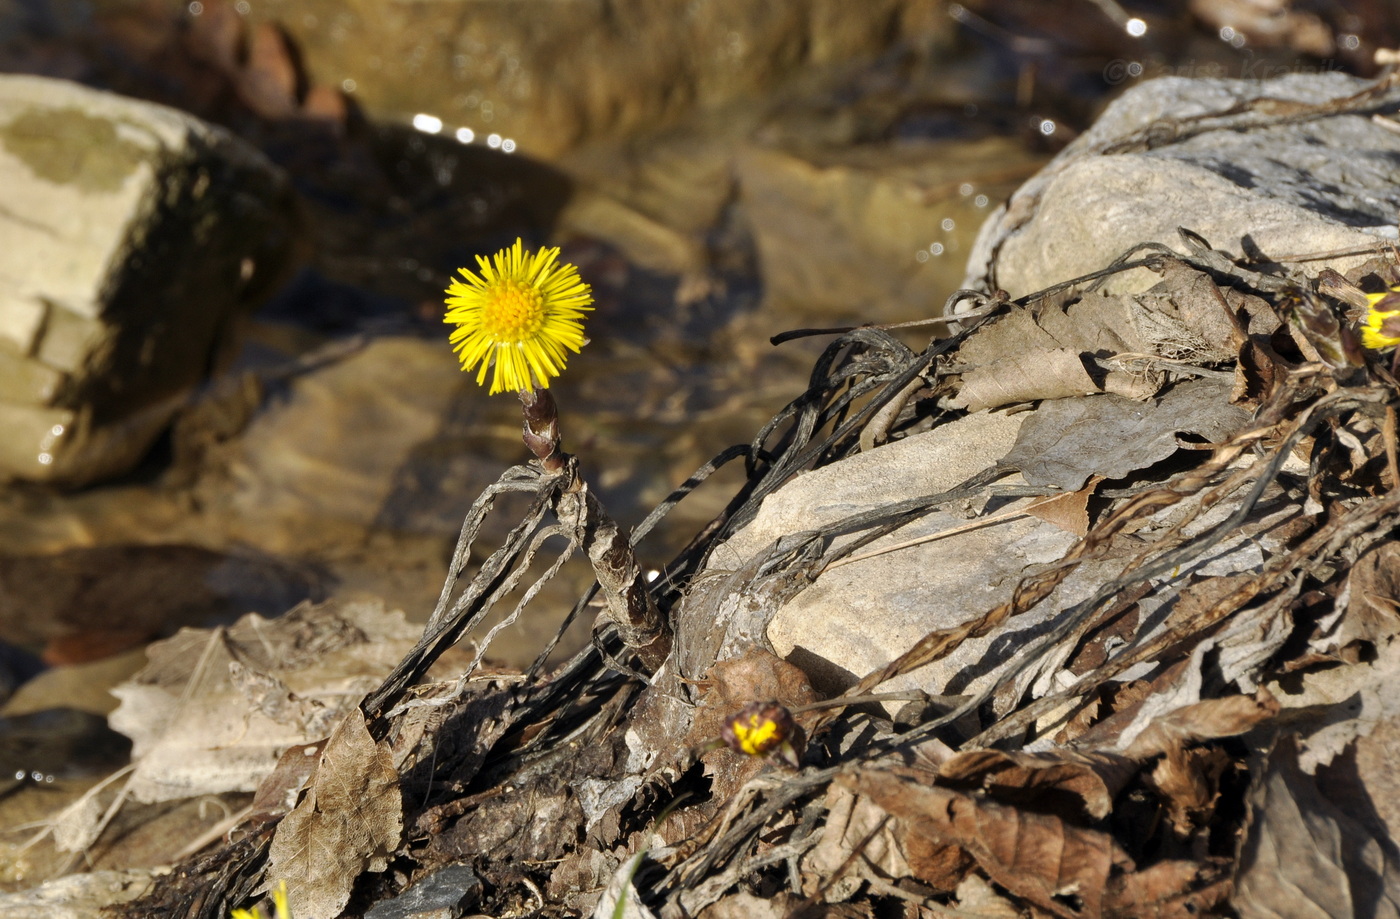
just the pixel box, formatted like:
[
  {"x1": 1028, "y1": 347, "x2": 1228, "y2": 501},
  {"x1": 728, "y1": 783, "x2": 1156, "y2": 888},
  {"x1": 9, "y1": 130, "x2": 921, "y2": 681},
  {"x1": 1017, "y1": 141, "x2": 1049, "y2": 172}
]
[
  {"x1": 518, "y1": 388, "x2": 672, "y2": 672},
  {"x1": 519, "y1": 388, "x2": 567, "y2": 473}
]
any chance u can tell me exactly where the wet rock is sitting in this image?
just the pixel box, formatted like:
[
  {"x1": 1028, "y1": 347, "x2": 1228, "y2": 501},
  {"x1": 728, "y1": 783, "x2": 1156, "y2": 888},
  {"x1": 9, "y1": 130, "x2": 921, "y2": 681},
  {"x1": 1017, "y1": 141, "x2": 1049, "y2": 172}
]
[
  {"x1": 737, "y1": 137, "x2": 1040, "y2": 322},
  {"x1": 0, "y1": 544, "x2": 325, "y2": 662},
  {"x1": 0, "y1": 708, "x2": 131, "y2": 781},
  {"x1": 964, "y1": 72, "x2": 1400, "y2": 298},
  {"x1": 249, "y1": 0, "x2": 949, "y2": 159},
  {"x1": 363, "y1": 864, "x2": 482, "y2": 919},
  {"x1": 200, "y1": 336, "x2": 468, "y2": 553},
  {"x1": 1, "y1": 648, "x2": 146, "y2": 718},
  {"x1": 0, "y1": 74, "x2": 298, "y2": 486}
]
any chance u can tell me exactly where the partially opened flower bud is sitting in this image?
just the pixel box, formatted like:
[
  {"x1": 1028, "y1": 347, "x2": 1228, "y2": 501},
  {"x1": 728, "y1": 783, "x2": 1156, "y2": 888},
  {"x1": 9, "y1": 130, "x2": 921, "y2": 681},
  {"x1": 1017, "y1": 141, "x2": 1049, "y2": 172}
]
[
  {"x1": 720, "y1": 701, "x2": 804, "y2": 768},
  {"x1": 1362, "y1": 287, "x2": 1400, "y2": 351}
]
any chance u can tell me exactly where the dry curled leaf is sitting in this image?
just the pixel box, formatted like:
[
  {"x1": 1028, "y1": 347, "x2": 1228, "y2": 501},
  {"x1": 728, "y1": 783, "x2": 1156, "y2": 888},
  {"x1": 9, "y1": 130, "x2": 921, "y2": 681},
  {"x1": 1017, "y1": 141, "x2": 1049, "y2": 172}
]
[
  {"x1": 842, "y1": 768, "x2": 1131, "y2": 918},
  {"x1": 1025, "y1": 479, "x2": 1098, "y2": 537},
  {"x1": 1002, "y1": 379, "x2": 1250, "y2": 491},
  {"x1": 266, "y1": 710, "x2": 403, "y2": 919},
  {"x1": 937, "y1": 748, "x2": 1136, "y2": 821},
  {"x1": 1234, "y1": 734, "x2": 1400, "y2": 919},
  {"x1": 803, "y1": 783, "x2": 916, "y2": 901}
]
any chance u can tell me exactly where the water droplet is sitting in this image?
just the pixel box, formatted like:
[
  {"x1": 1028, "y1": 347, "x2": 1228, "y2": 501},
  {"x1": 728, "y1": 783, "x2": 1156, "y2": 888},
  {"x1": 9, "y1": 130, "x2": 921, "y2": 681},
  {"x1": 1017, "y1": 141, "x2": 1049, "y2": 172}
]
[
  {"x1": 1341, "y1": 33, "x2": 1360, "y2": 51},
  {"x1": 915, "y1": 250, "x2": 930, "y2": 263},
  {"x1": 341, "y1": 78, "x2": 356, "y2": 93},
  {"x1": 1218, "y1": 26, "x2": 1235, "y2": 42},
  {"x1": 1125, "y1": 17, "x2": 1146, "y2": 37},
  {"x1": 234, "y1": 0, "x2": 250, "y2": 14},
  {"x1": 487, "y1": 133, "x2": 502, "y2": 149},
  {"x1": 412, "y1": 113, "x2": 444, "y2": 134},
  {"x1": 941, "y1": 218, "x2": 955, "y2": 232},
  {"x1": 929, "y1": 243, "x2": 945, "y2": 256},
  {"x1": 501, "y1": 139, "x2": 516, "y2": 153},
  {"x1": 37, "y1": 453, "x2": 52, "y2": 465},
  {"x1": 959, "y1": 183, "x2": 974, "y2": 196},
  {"x1": 1039, "y1": 119, "x2": 1057, "y2": 136},
  {"x1": 455, "y1": 127, "x2": 475, "y2": 143},
  {"x1": 188, "y1": 1, "x2": 203, "y2": 14},
  {"x1": 974, "y1": 194, "x2": 989, "y2": 208},
  {"x1": 50, "y1": 424, "x2": 64, "y2": 436}
]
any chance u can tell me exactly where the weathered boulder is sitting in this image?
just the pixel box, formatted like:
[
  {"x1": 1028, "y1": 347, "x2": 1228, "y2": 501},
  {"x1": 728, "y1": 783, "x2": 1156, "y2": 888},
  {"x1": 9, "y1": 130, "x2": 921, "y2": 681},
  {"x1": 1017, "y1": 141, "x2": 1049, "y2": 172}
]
[
  {"x1": 0, "y1": 74, "x2": 297, "y2": 486},
  {"x1": 964, "y1": 72, "x2": 1400, "y2": 298},
  {"x1": 246, "y1": 0, "x2": 949, "y2": 159}
]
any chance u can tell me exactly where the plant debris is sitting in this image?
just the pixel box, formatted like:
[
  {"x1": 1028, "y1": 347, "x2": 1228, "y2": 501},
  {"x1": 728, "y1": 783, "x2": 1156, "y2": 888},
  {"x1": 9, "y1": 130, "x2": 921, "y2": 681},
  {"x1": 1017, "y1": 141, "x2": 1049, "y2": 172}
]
[{"x1": 100, "y1": 227, "x2": 1400, "y2": 919}]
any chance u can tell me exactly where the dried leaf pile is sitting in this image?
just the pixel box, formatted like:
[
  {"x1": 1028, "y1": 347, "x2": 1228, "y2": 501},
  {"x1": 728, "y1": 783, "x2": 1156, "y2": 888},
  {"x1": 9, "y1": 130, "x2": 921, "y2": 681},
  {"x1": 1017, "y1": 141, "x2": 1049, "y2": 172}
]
[{"x1": 113, "y1": 231, "x2": 1400, "y2": 919}]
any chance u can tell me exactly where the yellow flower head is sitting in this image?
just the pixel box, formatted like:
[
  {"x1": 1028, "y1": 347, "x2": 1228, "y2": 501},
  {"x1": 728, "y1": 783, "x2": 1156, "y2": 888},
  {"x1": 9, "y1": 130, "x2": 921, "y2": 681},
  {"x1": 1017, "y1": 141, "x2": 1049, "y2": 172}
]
[
  {"x1": 444, "y1": 238, "x2": 594, "y2": 394},
  {"x1": 719, "y1": 701, "x2": 799, "y2": 762},
  {"x1": 231, "y1": 881, "x2": 291, "y2": 919},
  {"x1": 731, "y1": 711, "x2": 782, "y2": 756},
  {"x1": 1362, "y1": 287, "x2": 1400, "y2": 351}
]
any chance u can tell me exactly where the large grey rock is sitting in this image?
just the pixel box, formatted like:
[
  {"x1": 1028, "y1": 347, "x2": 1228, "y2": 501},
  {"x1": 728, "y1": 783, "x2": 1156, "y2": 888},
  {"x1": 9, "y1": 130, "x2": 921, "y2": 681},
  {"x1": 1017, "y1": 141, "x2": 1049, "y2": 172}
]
[
  {"x1": 963, "y1": 72, "x2": 1400, "y2": 299},
  {"x1": 696, "y1": 411, "x2": 1066, "y2": 706},
  {"x1": 0, "y1": 75, "x2": 296, "y2": 485}
]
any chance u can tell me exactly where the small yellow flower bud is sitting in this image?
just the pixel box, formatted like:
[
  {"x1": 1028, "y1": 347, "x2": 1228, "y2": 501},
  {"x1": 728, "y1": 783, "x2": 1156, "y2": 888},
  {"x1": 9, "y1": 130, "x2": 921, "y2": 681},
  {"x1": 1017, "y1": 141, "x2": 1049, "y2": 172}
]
[{"x1": 720, "y1": 701, "x2": 804, "y2": 767}]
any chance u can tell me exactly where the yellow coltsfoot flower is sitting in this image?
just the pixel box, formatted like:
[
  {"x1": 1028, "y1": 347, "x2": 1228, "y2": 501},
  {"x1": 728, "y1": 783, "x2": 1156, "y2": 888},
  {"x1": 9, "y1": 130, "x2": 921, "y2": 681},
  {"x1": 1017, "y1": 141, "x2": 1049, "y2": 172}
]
[
  {"x1": 231, "y1": 880, "x2": 291, "y2": 919},
  {"x1": 444, "y1": 238, "x2": 594, "y2": 394},
  {"x1": 719, "y1": 701, "x2": 804, "y2": 768},
  {"x1": 1362, "y1": 286, "x2": 1400, "y2": 351}
]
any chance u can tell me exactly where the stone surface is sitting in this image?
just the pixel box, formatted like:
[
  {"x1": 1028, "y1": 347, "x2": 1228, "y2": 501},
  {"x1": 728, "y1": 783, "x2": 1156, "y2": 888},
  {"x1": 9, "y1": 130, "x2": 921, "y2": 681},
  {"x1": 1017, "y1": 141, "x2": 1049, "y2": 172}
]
[
  {"x1": 737, "y1": 137, "x2": 1037, "y2": 322},
  {"x1": 363, "y1": 864, "x2": 483, "y2": 919},
  {"x1": 0, "y1": 74, "x2": 297, "y2": 485},
  {"x1": 963, "y1": 72, "x2": 1400, "y2": 298},
  {"x1": 707, "y1": 401, "x2": 1299, "y2": 711},
  {"x1": 245, "y1": 0, "x2": 949, "y2": 160},
  {"x1": 702, "y1": 411, "x2": 1064, "y2": 705}
]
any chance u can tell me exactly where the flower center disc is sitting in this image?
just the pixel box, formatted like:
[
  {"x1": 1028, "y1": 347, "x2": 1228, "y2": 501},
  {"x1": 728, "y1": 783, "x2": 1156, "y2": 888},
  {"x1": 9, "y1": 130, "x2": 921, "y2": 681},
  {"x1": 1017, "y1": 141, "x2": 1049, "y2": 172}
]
[{"x1": 484, "y1": 280, "x2": 546, "y2": 341}]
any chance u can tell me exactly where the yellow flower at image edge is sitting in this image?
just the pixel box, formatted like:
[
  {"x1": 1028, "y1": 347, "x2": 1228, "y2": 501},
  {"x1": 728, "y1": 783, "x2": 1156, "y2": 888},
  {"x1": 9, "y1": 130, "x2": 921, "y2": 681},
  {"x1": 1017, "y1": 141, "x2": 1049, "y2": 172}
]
[
  {"x1": 230, "y1": 880, "x2": 291, "y2": 919},
  {"x1": 1362, "y1": 287, "x2": 1400, "y2": 351},
  {"x1": 444, "y1": 238, "x2": 594, "y2": 394}
]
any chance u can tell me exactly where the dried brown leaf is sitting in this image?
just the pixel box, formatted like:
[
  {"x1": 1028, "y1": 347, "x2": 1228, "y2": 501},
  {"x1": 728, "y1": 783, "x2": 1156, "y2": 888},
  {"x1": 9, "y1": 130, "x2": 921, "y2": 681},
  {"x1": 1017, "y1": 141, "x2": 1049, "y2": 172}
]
[
  {"x1": 1145, "y1": 745, "x2": 1230, "y2": 838},
  {"x1": 266, "y1": 710, "x2": 403, "y2": 919},
  {"x1": 954, "y1": 348, "x2": 1104, "y2": 412},
  {"x1": 1103, "y1": 859, "x2": 1232, "y2": 919},
  {"x1": 1025, "y1": 480, "x2": 1098, "y2": 537},
  {"x1": 108, "y1": 599, "x2": 420, "y2": 803},
  {"x1": 1122, "y1": 689, "x2": 1279, "y2": 761},
  {"x1": 700, "y1": 891, "x2": 871, "y2": 919},
  {"x1": 951, "y1": 292, "x2": 1177, "y2": 412},
  {"x1": 1001, "y1": 380, "x2": 1249, "y2": 491},
  {"x1": 1330, "y1": 542, "x2": 1400, "y2": 652},
  {"x1": 244, "y1": 741, "x2": 326, "y2": 831},
  {"x1": 1234, "y1": 735, "x2": 1400, "y2": 919},
  {"x1": 842, "y1": 768, "x2": 1131, "y2": 918},
  {"x1": 683, "y1": 648, "x2": 820, "y2": 800},
  {"x1": 937, "y1": 749, "x2": 1136, "y2": 821},
  {"x1": 803, "y1": 784, "x2": 918, "y2": 901}
]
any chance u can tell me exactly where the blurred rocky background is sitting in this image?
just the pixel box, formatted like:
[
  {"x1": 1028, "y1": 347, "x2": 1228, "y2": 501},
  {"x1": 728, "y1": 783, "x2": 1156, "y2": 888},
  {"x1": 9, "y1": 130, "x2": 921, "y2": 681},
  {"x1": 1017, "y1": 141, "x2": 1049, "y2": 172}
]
[{"x1": 0, "y1": 1, "x2": 1396, "y2": 886}]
